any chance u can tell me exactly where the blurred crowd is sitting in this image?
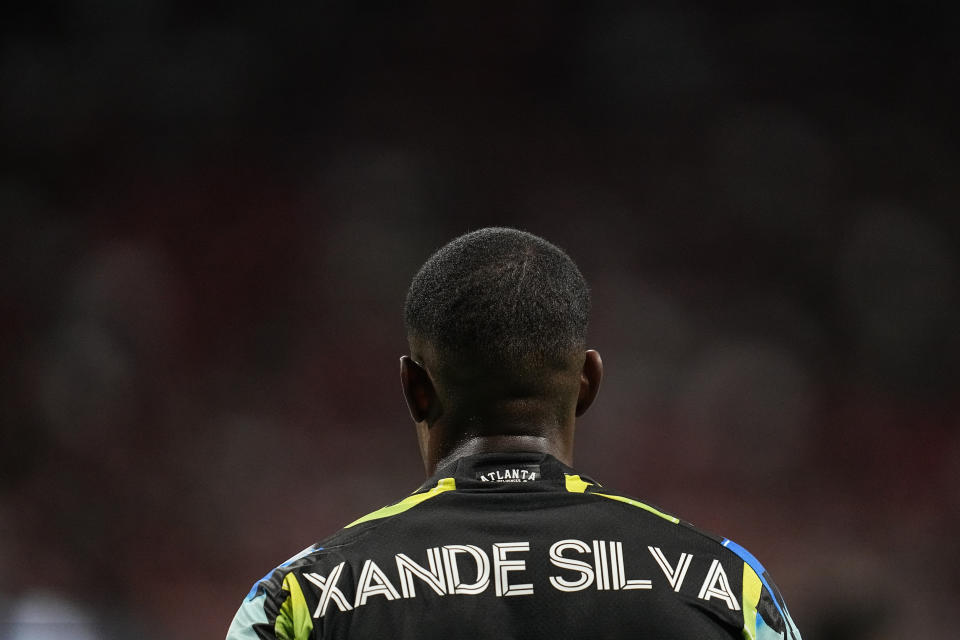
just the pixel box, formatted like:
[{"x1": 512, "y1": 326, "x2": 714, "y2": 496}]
[{"x1": 1, "y1": 3, "x2": 958, "y2": 639}]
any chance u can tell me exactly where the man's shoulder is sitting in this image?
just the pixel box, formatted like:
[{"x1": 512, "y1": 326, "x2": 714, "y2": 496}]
[
  {"x1": 229, "y1": 470, "x2": 803, "y2": 640},
  {"x1": 560, "y1": 473, "x2": 737, "y2": 548}
]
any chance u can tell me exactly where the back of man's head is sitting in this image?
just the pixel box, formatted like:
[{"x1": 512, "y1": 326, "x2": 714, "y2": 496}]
[{"x1": 404, "y1": 227, "x2": 591, "y2": 381}]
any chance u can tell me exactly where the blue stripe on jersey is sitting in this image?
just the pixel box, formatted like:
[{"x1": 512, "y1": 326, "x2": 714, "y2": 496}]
[
  {"x1": 246, "y1": 567, "x2": 277, "y2": 601},
  {"x1": 721, "y1": 538, "x2": 785, "y2": 620},
  {"x1": 245, "y1": 545, "x2": 324, "y2": 601}
]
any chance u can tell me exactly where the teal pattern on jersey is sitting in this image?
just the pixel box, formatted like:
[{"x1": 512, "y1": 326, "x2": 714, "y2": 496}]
[{"x1": 226, "y1": 592, "x2": 269, "y2": 640}]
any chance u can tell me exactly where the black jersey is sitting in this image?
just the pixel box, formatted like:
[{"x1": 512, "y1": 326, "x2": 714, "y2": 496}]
[{"x1": 226, "y1": 452, "x2": 802, "y2": 640}]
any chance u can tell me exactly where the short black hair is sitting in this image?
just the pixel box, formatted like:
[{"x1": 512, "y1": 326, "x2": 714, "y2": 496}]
[{"x1": 404, "y1": 228, "x2": 590, "y2": 367}]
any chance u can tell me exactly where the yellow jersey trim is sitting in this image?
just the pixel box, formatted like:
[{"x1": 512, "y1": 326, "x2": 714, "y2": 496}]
[
  {"x1": 275, "y1": 573, "x2": 313, "y2": 640},
  {"x1": 564, "y1": 474, "x2": 592, "y2": 493},
  {"x1": 345, "y1": 477, "x2": 457, "y2": 528},
  {"x1": 741, "y1": 563, "x2": 763, "y2": 640},
  {"x1": 564, "y1": 474, "x2": 679, "y2": 524}
]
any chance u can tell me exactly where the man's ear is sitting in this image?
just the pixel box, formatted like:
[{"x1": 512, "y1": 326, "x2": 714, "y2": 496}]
[
  {"x1": 401, "y1": 355, "x2": 436, "y2": 423},
  {"x1": 575, "y1": 349, "x2": 603, "y2": 417}
]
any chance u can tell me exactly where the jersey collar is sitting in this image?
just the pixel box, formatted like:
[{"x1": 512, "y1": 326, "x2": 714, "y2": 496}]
[{"x1": 419, "y1": 451, "x2": 598, "y2": 491}]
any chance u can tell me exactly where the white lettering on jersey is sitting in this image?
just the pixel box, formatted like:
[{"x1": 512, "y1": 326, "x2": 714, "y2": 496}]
[
  {"x1": 303, "y1": 563, "x2": 353, "y2": 617},
  {"x1": 698, "y1": 559, "x2": 740, "y2": 610},
  {"x1": 295, "y1": 539, "x2": 751, "y2": 621},
  {"x1": 648, "y1": 546, "x2": 693, "y2": 592},
  {"x1": 548, "y1": 539, "x2": 595, "y2": 592},
  {"x1": 612, "y1": 541, "x2": 652, "y2": 590},
  {"x1": 442, "y1": 544, "x2": 490, "y2": 595},
  {"x1": 354, "y1": 559, "x2": 401, "y2": 607},
  {"x1": 493, "y1": 542, "x2": 534, "y2": 596},
  {"x1": 478, "y1": 469, "x2": 538, "y2": 482},
  {"x1": 396, "y1": 548, "x2": 447, "y2": 598},
  {"x1": 549, "y1": 539, "x2": 651, "y2": 592},
  {"x1": 592, "y1": 540, "x2": 609, "y2": 590}
]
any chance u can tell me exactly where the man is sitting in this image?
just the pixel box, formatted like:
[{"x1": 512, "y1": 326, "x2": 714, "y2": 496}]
[{"x1": 226, "y1": 227, "x2": 802, "y2": 639}]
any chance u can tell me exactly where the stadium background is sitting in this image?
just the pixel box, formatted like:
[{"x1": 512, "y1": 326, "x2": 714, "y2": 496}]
[{"x1": 1, "y1": 3, "x2": 958, "y2": 638}]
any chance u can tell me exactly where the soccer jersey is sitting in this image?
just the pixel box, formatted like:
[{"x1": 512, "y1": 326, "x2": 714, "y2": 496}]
[{"x1": 226, "y1": 452, "x2": 802, "y2": 640}]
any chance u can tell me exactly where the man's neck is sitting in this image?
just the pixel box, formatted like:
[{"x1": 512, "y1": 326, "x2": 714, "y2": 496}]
[{"x1": 427, "y1": 433, "x2": 573, "y2": 476}]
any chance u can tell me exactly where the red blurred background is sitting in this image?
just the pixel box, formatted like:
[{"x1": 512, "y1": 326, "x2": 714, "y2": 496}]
[{"x1": 1, "y1": 3, "x2": 958, "y2": 639}]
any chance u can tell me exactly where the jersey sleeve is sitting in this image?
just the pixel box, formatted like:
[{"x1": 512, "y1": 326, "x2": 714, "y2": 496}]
[
  {"x1": 225, "y1": 588, "x2": 276, "y2": 640},
  {"x1": 724, "y1": 539, "x2": 803, "y2": 640},
  {"x1": 226, "y1": 570, "x2": 316, "y2": 640},
  {"x1": 226, "y1": 546, "x2": 321, "y2": 640}
]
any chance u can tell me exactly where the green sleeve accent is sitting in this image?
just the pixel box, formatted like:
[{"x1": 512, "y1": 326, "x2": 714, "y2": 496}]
[
  {"x1": 564, "y1": 474, "x2": 679, "y2": 524},
  {"x1": 345, "y1": 477, "x2": 456, "y2": 528},
  {"x1": 275, "y1": 573, "x2": 314, "y2": 640},
  {"x1": 741, "y1": 562, "x2": 763, "y2": 640},
  {"x1": 592, "y1": 492, "x2": 680, "y2": 524}
]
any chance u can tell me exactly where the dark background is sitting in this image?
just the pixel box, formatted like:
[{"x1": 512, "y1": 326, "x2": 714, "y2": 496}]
[{"x1": 2, "y1": 3, "x2": 958, "y2": 638}]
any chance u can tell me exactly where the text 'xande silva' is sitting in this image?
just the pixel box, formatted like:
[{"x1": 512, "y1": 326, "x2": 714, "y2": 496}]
[{"x1": 293, "y1": 539, "x2": 743, "y2": 618}]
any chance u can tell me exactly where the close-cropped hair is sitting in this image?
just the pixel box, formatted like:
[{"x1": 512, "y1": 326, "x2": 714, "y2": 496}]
[{"x1": 404, "y1": 227, "x2": 591, "y2": 368}]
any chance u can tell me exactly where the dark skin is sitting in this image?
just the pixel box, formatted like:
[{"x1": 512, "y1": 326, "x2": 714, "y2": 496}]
[{"x1": 400, "y1": 338, "x2": 604, "y2": 476}]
